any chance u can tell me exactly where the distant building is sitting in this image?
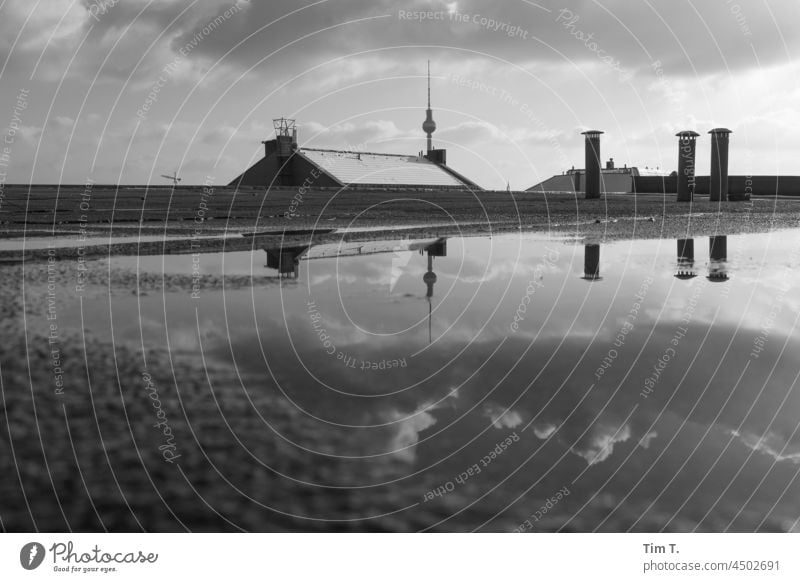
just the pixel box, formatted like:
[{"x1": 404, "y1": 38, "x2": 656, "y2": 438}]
[
  {"x1": 529, "y1": 154, "x2": 800, "y2": 197},
  {"x1": 527, "y1": 158, "x2": 672, "y2": 194},
  {"x1": 229, "y1": 64, "x2": 480, "y2": 190}
]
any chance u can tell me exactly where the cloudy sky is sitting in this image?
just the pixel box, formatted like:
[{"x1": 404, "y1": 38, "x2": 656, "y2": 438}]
[{"x1": 1, "y1": 0, "x2": 799, "y2": 189}]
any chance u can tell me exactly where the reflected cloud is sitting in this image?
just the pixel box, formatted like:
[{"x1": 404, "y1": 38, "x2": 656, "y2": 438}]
[
  {"x1": 731, "y1": 429, "x2": 800, "y2": 464},
  {"x1": 385, "y1": 409, "x2": 438, "y2": 463},
  {"x1": 638, "y1": 431, "x2": 658, "y2": 450},
  {"x1": 532, "y1": 422, "x2": 558, "y2": 440},
  {"x1": 483, "y1": 403, "x2": 524, "y2": 430}
]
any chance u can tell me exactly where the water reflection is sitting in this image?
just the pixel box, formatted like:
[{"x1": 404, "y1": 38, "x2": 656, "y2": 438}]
[
  {"x1": 264, "y1": 245, "x2": 308, "y2": 278},
  {"x1": 14, "y1": 230, "x2": 800, "y2": 533},
  {"x1": 582, "y1": 243, "x2": 602, "y2": 281},
  {"x1": 675, "y1": 239, "x2": 697, "y2": 280},
  {"x1": 260, "y1": 235, "x2": 733, "y2": 285},
  {"x1": 421, "y1": 239, "x2": 446, "y2": 344}
]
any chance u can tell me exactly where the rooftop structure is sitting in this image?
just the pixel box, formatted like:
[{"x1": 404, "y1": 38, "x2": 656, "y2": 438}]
[
  {"x1": 527, "y1": 160, "x2": 671, "y2": 194},
  {"x1": 229, "y1": 63, "x2": 479, "y2": 190}
]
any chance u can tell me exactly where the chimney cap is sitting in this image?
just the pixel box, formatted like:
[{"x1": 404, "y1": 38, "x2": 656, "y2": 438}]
[
  {"x1": 676, "y1": 130, "x2": 700, "y2": 137},
  {"x1": 708, "y1": 127, "x2": 732, "y2": 134},
  {"x1": 581, "y1": 130, "x2": 604, "y2": 136}
]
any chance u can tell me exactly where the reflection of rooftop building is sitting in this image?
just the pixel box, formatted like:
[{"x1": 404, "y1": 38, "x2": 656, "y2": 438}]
[
  {"x1": 707, "y1": 236, "x2": 729, "y2": 282},
  {"x1": 229, "y1": 65, "x2": 480, "y2": 190},
  {"x1": 421, "y1": 238, "x2": 447, "y2": 259},
  {"x1": 260, "y1": 236, "x2": 448, "y2": 279},
  {"x1": 582, "y1": 244, "x2": 602, "y2": 281},
  {"x1": 264, "y1": 245, "x2": 308, "y2": 278},
  {"x1": 674, "y1": 238, "x2": 697, "y2": 280}
]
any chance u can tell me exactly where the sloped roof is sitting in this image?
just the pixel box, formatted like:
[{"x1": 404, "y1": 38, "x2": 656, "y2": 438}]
[
  {"x1": 528, "y1": 174, "x2": 576, "y2": 193},
  {"x1": 527, "y1": 172, "x2": 635, "y2": 193},
  {"x1": 299, "y1": 148, "x2": 465, "y2": 187}
]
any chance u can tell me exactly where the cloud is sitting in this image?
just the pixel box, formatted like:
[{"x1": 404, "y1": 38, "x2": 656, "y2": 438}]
[
  {"x1": 201, "y1": 124, "x2": 238, "y2": 145},
  {"x1": 385, "y1": 408, "x2": 438, "y2": 462},
  {"x1": 302, "y1": 119, "x2": 406, "y2": 149},
  {"x1": 638, "y1": 431, "x2": 658, "y2": 449},
  {"x1": 156, "y1": 0, "x2": 800, "y2": 80},
  {"x1": 0, "y1": 1, "x2": 85, "y2": 58},
  {"x1": 6, "y1": 0, "x2": 777, "y2": 89},
  {"x1": 4, "y1": 0, "x2": 800, "y2": 184},
  {"x1": 569, "y1": 422, "x2": 632, "y2": 465}
]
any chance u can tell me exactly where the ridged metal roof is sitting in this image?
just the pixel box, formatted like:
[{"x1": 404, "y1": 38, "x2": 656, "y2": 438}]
[{"x1": 299, "y1": 148, "x2": 464, "y2": 187}]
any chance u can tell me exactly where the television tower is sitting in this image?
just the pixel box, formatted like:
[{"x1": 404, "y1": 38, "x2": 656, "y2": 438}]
[{"x1": 422, "y1": 61, "x2": 436, "y2": 154}]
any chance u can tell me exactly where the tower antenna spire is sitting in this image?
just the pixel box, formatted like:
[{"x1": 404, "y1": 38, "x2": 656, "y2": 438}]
[{"x1": 422, "y1": 60, "x2": 436, "y2": 154}]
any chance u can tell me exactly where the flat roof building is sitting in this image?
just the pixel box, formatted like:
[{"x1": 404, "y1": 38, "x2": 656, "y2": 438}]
[{"x1": 527, "y1": 159, "x2": 671, "y2": 194}]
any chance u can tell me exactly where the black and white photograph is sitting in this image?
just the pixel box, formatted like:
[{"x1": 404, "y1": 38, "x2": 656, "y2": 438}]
[{"x1": 1, "y1": 0, "x2": 799, "y2": 578}]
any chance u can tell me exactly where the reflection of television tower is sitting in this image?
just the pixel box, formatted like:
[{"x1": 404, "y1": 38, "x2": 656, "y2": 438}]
[
  {"x1": 423, "y1": 252, "x2": 437, "y2": 299},
  {"x1": 421, "y1": 239, "x2": 447, "y2": 344},
  {"x1": 424, "y1": 253, "x2": 436, "y2": 344},
  {"x1": 581, "y1": 244, "x2": 602, "y2": 281},
  {"x1": 675, "y1": 239, "x2": 697, "y2": 280}
]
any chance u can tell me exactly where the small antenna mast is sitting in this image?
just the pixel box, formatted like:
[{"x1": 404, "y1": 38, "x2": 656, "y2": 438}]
[{"x1": 427, "y1": 60, "x2": 431, "y2": 108}]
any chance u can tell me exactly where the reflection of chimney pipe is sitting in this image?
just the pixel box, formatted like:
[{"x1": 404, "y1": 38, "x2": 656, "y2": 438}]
[
  {"x1": 675, "y1": 238, "x2": 697, "y2": 280},
  {"x1": 707, "y1": 236, "x2": 729, "y2": 282},
  {"x1": 582, "y1": 244, "x2": 602, "y2": 281},
  {"x1": 582, "y1": 130, "x2": 604, "y2": 199},
  {"x1": 709, "y1": 128, "x2": 732, "y2": 202},
  {"x1": 677, "y1": 239, "x2": 694, "y2": 263},
  {"x1": 676, "y1": 131, "x2": 699, "y2": 202},
  {"x1": 709, "y1": 236, "x2": 727, "y2": 261}
]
